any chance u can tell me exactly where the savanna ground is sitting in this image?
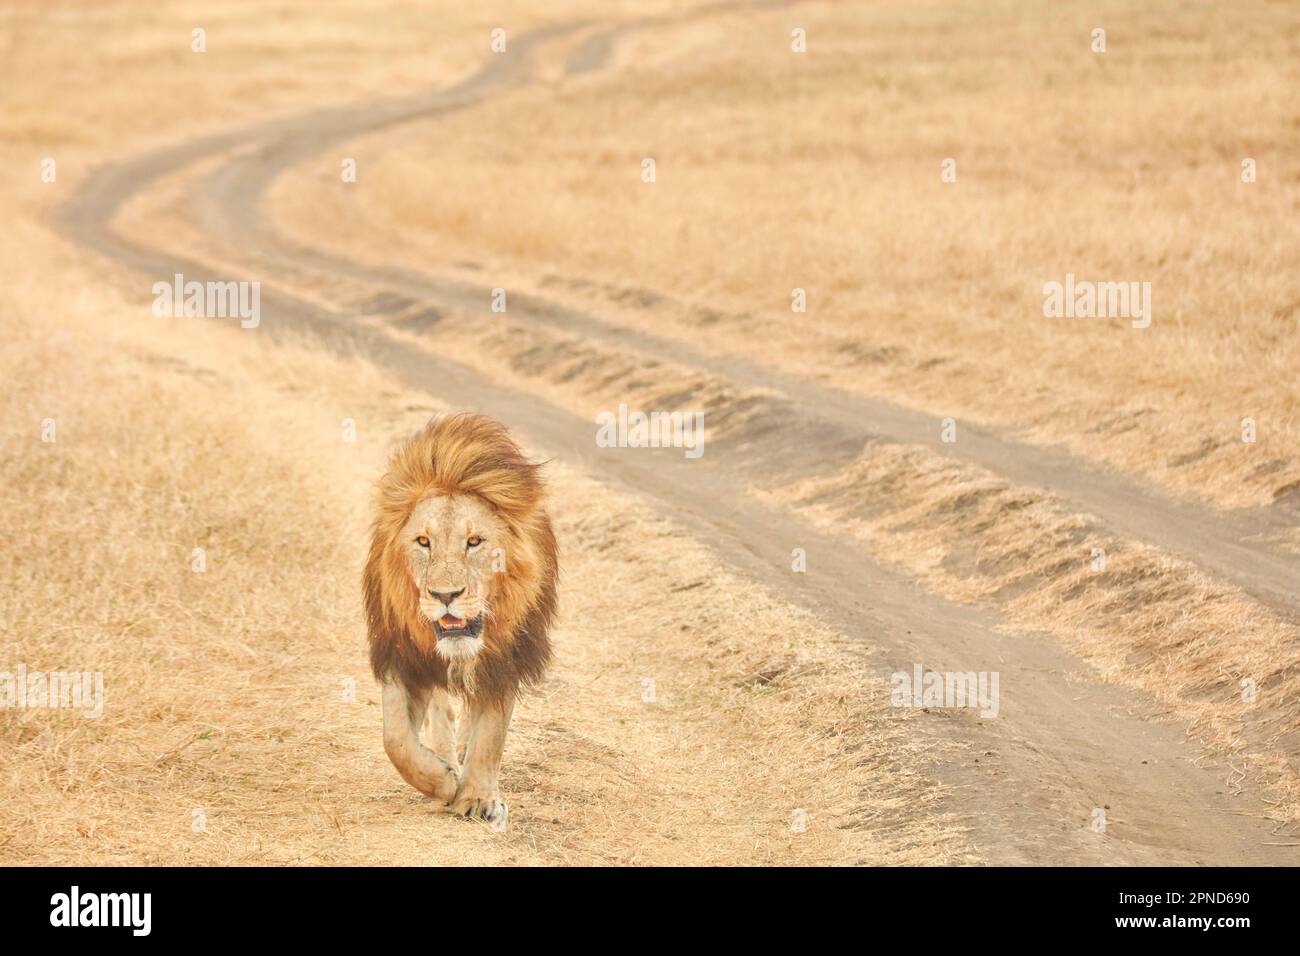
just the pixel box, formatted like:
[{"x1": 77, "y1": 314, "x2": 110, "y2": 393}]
[{"x1": 1, "y1": 0, "x2": 1297, "y2": 865}]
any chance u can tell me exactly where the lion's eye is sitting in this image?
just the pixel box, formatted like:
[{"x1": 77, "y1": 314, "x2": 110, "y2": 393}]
[
  {"x1": 416, "y1": 536, "x2": 430, "y2": 548},
  {"x1": 466, "y1": 535, "x2": 483, "y2": 548}
]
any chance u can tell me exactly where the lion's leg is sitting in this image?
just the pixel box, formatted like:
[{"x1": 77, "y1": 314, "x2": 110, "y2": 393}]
[
  {"x1": 424, "y1": 686, "x2": 459, "y2": 772},
  {"x1": 450, "y1": 694, "x2": 515, "y2": 826},
  {"x1": 382, "y1": 678, "x2": 459, "y2": 802},
  {"x1": 455, "y1": 701, "x2": 472, "y2": 768}
]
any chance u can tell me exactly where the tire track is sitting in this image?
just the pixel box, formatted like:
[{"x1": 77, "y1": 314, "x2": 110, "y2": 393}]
[
  {"x1": 57, "y1": 14, "x2": 1298, "y2": 864},
  {"x1": 191, "y1": 38, "x2": 1300, "y2": 622}
]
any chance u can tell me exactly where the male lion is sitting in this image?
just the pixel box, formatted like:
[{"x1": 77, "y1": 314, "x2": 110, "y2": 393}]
[{"x1": 364, "y1": 414, "x2": 557, "y2": 826}]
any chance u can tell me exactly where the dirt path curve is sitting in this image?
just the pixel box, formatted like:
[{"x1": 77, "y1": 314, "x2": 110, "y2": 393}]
[{"x1": 57, "y1": 11, "x2": 1298, "y2": 865}]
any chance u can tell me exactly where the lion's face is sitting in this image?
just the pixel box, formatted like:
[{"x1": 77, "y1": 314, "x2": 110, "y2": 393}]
[
  {"x1": 367, "y1": 414, "x2": 557, "y2": 702},
  {"x1": 401, "y1": 493, "x2": 505, "y2": 660}
]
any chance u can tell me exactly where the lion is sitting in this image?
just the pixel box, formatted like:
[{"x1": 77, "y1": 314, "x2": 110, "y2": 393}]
[{"x1": 364, "y1": 413, "x2": 557, "y2": 827}]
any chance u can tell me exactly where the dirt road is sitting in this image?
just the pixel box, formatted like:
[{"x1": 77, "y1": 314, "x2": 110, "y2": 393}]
[{"x1": 56, "y1": 10, "x2": 1299, "y2": 864}]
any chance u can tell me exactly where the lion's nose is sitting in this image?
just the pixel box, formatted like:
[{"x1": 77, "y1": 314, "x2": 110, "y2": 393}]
[{"x1": 429, "y1": 588, "x2": 464, "y2": 607}]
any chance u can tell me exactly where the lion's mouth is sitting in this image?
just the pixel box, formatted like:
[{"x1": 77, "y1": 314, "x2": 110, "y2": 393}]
[{"x1": 434, "y1": 613, "x2": 482, "y2": 639}]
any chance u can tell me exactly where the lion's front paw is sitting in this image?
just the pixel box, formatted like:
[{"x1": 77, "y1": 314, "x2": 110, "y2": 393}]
[{"x1": 450, "y1": 791, "x2": 508, "y2": 830}]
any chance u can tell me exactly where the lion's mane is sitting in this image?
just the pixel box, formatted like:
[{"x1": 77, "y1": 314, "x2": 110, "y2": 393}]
[{"x1": 364, "y1": 413, "x2": 557, "y2": 704}]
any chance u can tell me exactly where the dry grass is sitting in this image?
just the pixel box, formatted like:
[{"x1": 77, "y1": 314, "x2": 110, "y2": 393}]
[
  {"x1": 764, "y1": 443, "x2": 1300, "y2": 820},
  {"x1": 386, "y1": 310, "x2": 785, "y2": 445},
  {"x1": 0, "y1": 207, "x2": 971, "y2": 863},
  {"x1": 338, "y1": 291, "x2": 1300, "y2": 822},
  {"x1": 268, "y1": 0, "x2": 1300, "y2": 509},
  {"x1": 0, "y1": 0, "x2": 600, "y2": 159},
  {"x1": 5, "y1": 0, "x2": 1295, "y2": 865},
  {"x1": 0, "y1": 0, "x2": 982, "y2": 868}
]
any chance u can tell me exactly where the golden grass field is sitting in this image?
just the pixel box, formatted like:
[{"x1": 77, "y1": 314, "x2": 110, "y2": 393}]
[
  {"x1": 0, "y1": 280, "x2": 969, "y2": 864},
  {"x1": 0, "y1": 0, "x2": 972, "y2": 865},
  {"x1": 258, "y1": 0, "x2": 1300, "y2": 828},
  {"x1": 272, "y1": 0, "x2": 1300, "y2": 509},
  {"x1": 1, "y1": 0, "x2": 1298, "y2": 866}
]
